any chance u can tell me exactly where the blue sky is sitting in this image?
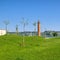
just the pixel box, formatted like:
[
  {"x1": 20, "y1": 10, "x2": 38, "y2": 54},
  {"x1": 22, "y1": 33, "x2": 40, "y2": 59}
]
[{"x1": 0, "y1": 0, "x2": 60, "y2": 32}]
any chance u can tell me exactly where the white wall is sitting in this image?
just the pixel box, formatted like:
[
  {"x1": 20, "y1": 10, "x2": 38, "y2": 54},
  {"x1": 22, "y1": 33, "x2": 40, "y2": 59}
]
[{"x1": 0, "y1": 30, "x2": 6, "y2": 36}]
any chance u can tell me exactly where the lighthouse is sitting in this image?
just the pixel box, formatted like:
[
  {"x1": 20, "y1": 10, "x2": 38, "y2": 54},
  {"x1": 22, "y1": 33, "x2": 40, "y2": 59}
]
[{"x1": 38, "y1": 21, "x2": 41, "y2": 36}]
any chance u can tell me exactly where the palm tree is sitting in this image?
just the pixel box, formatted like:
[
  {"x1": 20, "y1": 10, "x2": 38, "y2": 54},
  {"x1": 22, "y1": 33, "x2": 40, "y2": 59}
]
[
  {"x1": 20, "y1": 18, "x2": 28, "y2": 47},
  {"x1": 3, "y1": 20, "x2": 10, "y2": 35},
  {"x1": 21, "y1": 18, "x2": 28, "y2": 35},
  {"x1": 33, "y1": 22, "x2": 37, "y2": 36},
  {"x1": 16, "y1": 24, "x2": 19, "y2": 35}
]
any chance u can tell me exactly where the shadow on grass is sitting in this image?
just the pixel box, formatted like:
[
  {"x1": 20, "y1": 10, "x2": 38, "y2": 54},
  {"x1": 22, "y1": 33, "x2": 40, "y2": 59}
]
[{"x1": 16, "y1": 57, "x2": 23, "y2": 60}]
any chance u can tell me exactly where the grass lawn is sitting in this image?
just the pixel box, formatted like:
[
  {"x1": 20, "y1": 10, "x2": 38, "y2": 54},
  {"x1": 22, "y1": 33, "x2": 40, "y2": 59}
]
[{"x1": 0, "y1": 35, "x2": 60, "y2": 60}]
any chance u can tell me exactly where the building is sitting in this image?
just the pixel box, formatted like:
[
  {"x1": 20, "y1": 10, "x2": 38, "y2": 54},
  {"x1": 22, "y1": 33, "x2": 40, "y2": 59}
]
[
  {"x1": 0, "y1": 30, "x2": 6, "y2": 36},
  {"x1": 42, "y1": 31, "x2": 60, "y2": 38},
  {"x1": 9, "y1": 31, "x2": 38, "y2": 36}
]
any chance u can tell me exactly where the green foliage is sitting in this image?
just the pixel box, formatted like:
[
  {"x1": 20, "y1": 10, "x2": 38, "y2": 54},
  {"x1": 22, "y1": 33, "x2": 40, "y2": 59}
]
[
  {"x1": 0, "y1": 35, "x2": 60, "y2": 60},
  {"x1": 52, "y1": 32, "x2": 58, "y2": 37}
]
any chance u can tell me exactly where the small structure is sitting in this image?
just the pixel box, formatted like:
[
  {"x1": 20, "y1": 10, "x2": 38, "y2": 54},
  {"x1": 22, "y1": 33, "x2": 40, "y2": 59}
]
[
  {"x1": 0, "y1": 30, "x2": 6, "y2": 36},
  {"x1": 38, "y1": 21, "x2": 41, "y2": 36}
]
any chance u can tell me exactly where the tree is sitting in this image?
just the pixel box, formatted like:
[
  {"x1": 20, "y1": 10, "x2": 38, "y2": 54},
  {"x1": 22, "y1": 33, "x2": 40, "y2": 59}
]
[
  {"x1": 16, "y1": 25, "x2": 19, "y2": 35},
  {"x1": 3, "y1": 20, "x2": 10, "y2": 35},
  {"x1": 52, "y1": 32, "x2": 58, "y2": 37},
  {"x1": 20, "y1": 18, "x2": 28, "y2": 47},
  {"x1": 33, "y1": 22, "x2": 37, "y2": 36},
  {"x1": 21, "y1": 18, "x2": 28, "y2": 35}
]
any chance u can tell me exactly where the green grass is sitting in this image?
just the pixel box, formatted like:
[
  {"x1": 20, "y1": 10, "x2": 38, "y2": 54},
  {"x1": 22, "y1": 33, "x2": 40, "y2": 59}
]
[{"x1": 0, "y1": 35, "x2": 60, "y2": 60}]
